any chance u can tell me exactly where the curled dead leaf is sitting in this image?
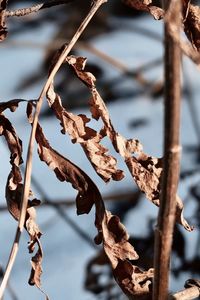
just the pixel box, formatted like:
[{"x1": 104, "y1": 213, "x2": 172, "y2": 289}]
[
  {"x1": 114, "y1": 260, "x2": 154, "y2": 299},
  {"x1": 183, "y1": 2, "x2": 200, "y2": 51},
  {"x1": 0, "y1": 114, "x2": 23, "y2": 168},
  {"x1": 64, "y1": 55, "x2": 192, "y2": 231},
  {"x1": 46, "y1": 81, "x2": 124, "y2": 182},
  {"x1": 0, "y1": 113, "x2": 45, "y2": 294},
  {"x1": 27, "y1": 103, "x2": 152, "y2": 298},
  {"x1": 0, "y1": 99, "x2": 27, "y2": 114},
  {"x1": 29, "y1": 238, "x2": 50, "y2": 300},
  {"x1": 29, "y1": 239, "x2": 43, "y2": 287},
  {"x1": 101, "y1": 212, "x2": 153, "y2": 298},
  {"x1": 122, "y1": 0, "x2": 164, "y2": 20},
  {"x1": 102, "y1": 211, "x2": 139, "y2": 269}
]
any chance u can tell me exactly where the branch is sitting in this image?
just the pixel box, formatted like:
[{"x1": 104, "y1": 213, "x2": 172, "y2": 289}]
[
  {"x1": 0, "y1": 190, "x2": 139, "y2": 211},
  {"x1": 2, "y1": 38, "x2": 161, "y2": 88},
  {"x1": 169, "y1": 279, "x2": 200, "y2": 300},
  {"x1": 167, "y1": 21, "x2": 200, "y2": 66},
  {"x1": 0, "y1": 0, "x2": 107, "y2": 298},
  {"x1": 169, "y1": 287, "x2": 200, "y2": 300},
  {"x1": 183, "y1": 62, "x2": 200, "y2": 145},
  {"x1": 6, "y1": 0, "x2": 74, "y2": 18},
  {"x1": 0, "y1": 265, "x2": 19, "y2": 300},
  {"x1": 153, "y1": 1, "x2": 182, "y2": 299},
  {"x1": 0, "y1": 0, "x2": 8, "y2": 40}
]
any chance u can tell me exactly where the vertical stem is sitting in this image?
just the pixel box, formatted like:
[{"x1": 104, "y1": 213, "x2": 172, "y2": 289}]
[{"x1": 153, "y1": 1, "x2": 182, "y2": 299}]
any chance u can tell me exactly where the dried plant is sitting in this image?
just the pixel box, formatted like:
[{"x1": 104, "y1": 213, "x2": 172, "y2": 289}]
[{"x1": 0, "y1": 1, "x2": 200, "y2": 300}]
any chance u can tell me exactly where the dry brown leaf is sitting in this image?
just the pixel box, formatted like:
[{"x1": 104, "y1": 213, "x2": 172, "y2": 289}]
[
  {"x1": 0, "y1": 114, "x2": 23, "y2": 219},
  {"x1": 102, "y1": 211, "x2": 139, "y2": 268},
  {"x1": 26, "y1": 205, "x2": 42, "y2": 253},
  {"x1": 0, "y1": 99, "x2": 27, "y2": 114},
  {"x1": 35, "y1": 123, "x2": 92, "y2": 207},
  {"x1": 29, "y1": 238, "x2": 49, "y2": 300},
  {"x1": 0, "y1": 113, "x2": 45, "y2": 292},
  {"x1": 46, "y1": 81, "x2": 124, "y2": 182},
  {"x1": 30, "y1": 120, "x2": 102, "y2": 217},
  {"x1": 26, "y1": 104, "x2": 152, "y2": 298},
  {"x1": 0, "y1": 0, "x2": 8, "y2": 41},
  {"x1": 125, "y1": 153, "x2": 162, "y2": 204},
  {"x1": 126, "y1": 155, "x2": 193, "y2": 231},
  {"x1": 122, "y1": 0, "x2": 164, "y2": 20},
  {"x1": 64, "y1": 55, "x2": 192, "y2": 232},
  {"x1": 101, "y1": 212, "x2": 154, "y2": 299},
  {"x1": 114, "y1": 260, "x2": 154, "y2": 299},
  {"x1": 0, "y1": 114, "x2": 23, "y2": 167},
  {"x1": 122, "y1": 0, "x2": 199, "y2": 56},
  {"x1": 27, "y1": 103, "x2": 103, "y2": 217},
  {"x1": 183, "y1": 2, "x2": 200, "y2": 51},
  {"x1": 29, "y1": 241, "x2": 43, "y2": 287}
]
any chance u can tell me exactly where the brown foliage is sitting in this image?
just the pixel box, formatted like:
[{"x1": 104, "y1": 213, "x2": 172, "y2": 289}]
[
  {"x1": 26, "y1": 100, "x2": 155, "y2": 298},
  {"x1": 0, "y1": 0, "x2": 198, "y2": 299},
  {"x1": 122, "y1": 0, "x2": 164, "y2": 20},
  {"x1": 0, "y1": 106, "x2": 44, "y2": 295},
  {"x1": 46, "y1": 81, "x2": 124, "y2": 182},
  {"x1": 63, "y1": 55, "x2": 193, "y2": 232},
  {"x1": 124, "y1": 0, "x2": 200, "y2": 53},
  {"x1": 183, "y1": 0, "x2": 200, "y2": 51}
]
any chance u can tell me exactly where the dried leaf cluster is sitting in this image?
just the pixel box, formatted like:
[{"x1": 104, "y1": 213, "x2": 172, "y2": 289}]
[
  {"x1": 0, "y1": 0, "x2": 199, "y2": 300},
  {"x1": 0, "y1": 55, "x2": 193, "y2": 299},
  {"x1": 123, "y1": 0, "x2": 200, "y2": 52}
]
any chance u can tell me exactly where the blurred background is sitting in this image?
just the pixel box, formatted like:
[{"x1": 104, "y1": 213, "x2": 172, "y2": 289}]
[{"x1": 1, "y1": 0, "x2": 200, "y2": 299}]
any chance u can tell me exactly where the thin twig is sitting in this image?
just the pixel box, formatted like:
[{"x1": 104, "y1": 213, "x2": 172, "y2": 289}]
[
  {"x1": 169, "y1": 286, "x2": 200, "y2": 300},
  {"x1": 5, "y1": 0, "x2": 74, "y2": 18},
  {"x1": 112, "y1": 20, "x2": 162, "y2": 42},
  {"x1": 183, "y1": 63, "x2": 200, "y2": 145},
  {"x1": 166, "y1": 10, "x2": 200, "y2": 66},
  {"x1": 0, "y1": 0, "x2": 107, "y2": 298},
  {"x1": 0, "y1": 190, "x2": 137, "y2": 211},
  {"x1": 0, "y1": 266, "x2": 18, "y2": 300},
  {"x1": 2, "y1": 38, "x2": 162, "y2": 90},
  {"x1": 153, "y1": 1, "x2": 182, "y2": 299},
  {"x1": 170, "y1": 279, "x2": 200, "y2": 300}
]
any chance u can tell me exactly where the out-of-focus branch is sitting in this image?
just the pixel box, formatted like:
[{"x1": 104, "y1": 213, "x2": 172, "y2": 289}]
[
  {"x1": 6, "y1": 0, "x2": 74, "y2": 18},
  {"x1": 0, "y1": 190, "x2": 138, "y2": 212},
  {"x1": 45, "y1": 199, "x2": 97, "y2": 249},
  {"x1": 0, "y1": 265, "x2": 19, "y2": 300},
  {"x1": 183, "y1": 63, "x2": 200, "y2": 145},
  {"x1": 3, "y1": 38, "x2": 162, "y2": 88}
]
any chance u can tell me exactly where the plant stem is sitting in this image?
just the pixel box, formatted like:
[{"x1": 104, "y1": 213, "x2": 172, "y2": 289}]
[
  {"x1": 153, "y1": 1, "x2": 182, "y2": 299},
  {"x1": 6, "y1": 0, "x2": 73, "y2": 17},
  {"x1": 169, "y1": 286, "x2": 200, "y2": 300},
  {"x1": 0, "y1": 1, "x2": 107, "y2": 298}
]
